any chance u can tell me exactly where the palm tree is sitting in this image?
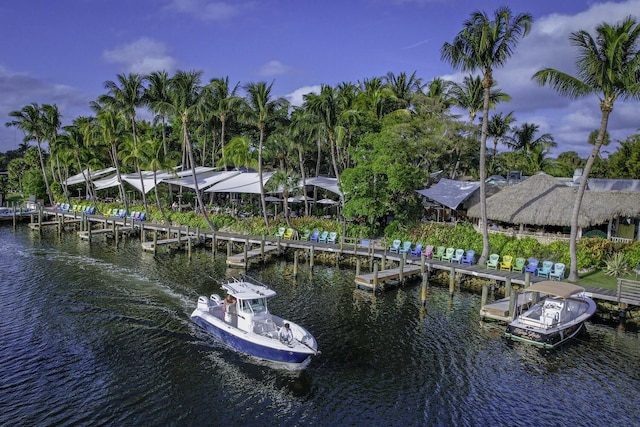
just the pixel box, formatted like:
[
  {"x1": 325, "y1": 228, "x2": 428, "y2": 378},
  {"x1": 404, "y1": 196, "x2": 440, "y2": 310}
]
[
  {"x1": 209, "y1": 76, "x2": 242, "y2": 170},
  {"x1": 448, "y1": 76, "x2": 511, "y2": 179},
  {"x1": 267, "y1": 170, "x2": 301, "y2": 227},
  {"x1": 6, "y1": 103, "x2": 55, "y2": 205},
  {"x1": 223, "y1": 136, "x2": 258, "y2": 170},
  {"x1": 91, "y1": 101, "x2": 128, "y2": 208},
  {"x1": 41, "y1": 104, "x2": 62, "y2": 190},
  {"x1": 304, "y1": 85, "x2": 343, "y2": 178},
  {"x1": 487, "y1": 111, "x2": 515, "y2": 164},
  {"x1": 441, "y1": 6, "x2": 532, "y2": 265},
  {"x1": 243, "y1": 81, "x2": 289, "y2": 230},
  {"x1": 169, "y1": 70, "x2": 216, "y2": 230},
  {"x1": 533, "y1": 16, "x2": 640, "y2": 281},
  {"x1": 506, "y1": 122, "x2": 556, "y2": 155},
  {"x1": 383, "y1": 71, "x2": 423, "y2": 110},
  {"x1": 99, "y1": 73, "x2": 149, "y2": 211},
  {"x1": 144, "y1": 71, "x2": 173, "y2": 156}
]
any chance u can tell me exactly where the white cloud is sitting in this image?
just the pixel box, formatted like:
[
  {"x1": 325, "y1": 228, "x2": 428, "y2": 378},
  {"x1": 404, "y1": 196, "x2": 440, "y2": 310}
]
[
  {"x1": 164, "y1": 0, "x2": 239, "y2": 21},
  {"x1": 258, "y1": 60, "x2": 292, "y2": 77},
  {"x1": 285, "y1": 85, "x2": 321, "y2": 107},
  {"x1": 102, "y1": 37, "x2": 176, "y2": 74}
]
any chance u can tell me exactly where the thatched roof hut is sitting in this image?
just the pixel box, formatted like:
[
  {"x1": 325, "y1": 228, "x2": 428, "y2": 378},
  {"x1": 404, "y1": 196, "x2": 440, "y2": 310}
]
[{"x1": 466, "y1": 172, "x2": 640, "y2": 228}]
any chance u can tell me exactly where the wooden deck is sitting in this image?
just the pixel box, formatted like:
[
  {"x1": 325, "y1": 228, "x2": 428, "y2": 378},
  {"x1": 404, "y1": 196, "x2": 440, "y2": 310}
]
[
  {"x1": 355, "y1": 265, "x2": 423, "y2": 291},
  {"x1": 33, "y1": 208, "x2": 640, "y2": 308},
  {"x1": 226, "y1": 246, "x2": 279, "y2": 268}
]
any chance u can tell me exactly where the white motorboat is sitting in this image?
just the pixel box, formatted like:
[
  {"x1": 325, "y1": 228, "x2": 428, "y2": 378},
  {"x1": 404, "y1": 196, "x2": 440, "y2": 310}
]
[
  {"x1": 505, "y1": 281, "x2": 596, "y2": 349},
  {"x1": 191, "y1": 276, "x2": 318, "y2": 366}
]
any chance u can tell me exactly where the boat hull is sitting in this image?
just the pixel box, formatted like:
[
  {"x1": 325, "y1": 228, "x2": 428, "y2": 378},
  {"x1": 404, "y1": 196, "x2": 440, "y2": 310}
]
[
  {"x1": 505, "y1": 321, "x2": 586, "y2": 349},
  {"x1": 191, "y1": 309, "x2": 315, "y2": 365},
  {"x1": 504, "y1": 295, "x2": 596, "y2": 349}
]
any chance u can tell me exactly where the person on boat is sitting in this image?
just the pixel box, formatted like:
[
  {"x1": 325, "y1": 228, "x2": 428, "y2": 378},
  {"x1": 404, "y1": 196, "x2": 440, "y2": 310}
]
[
  {"x1": 279, "y1": 323, "x2": 293, "y2": 345},
  {"x1": 223, "y1": 294, "x2": 236, "y2": 324}
]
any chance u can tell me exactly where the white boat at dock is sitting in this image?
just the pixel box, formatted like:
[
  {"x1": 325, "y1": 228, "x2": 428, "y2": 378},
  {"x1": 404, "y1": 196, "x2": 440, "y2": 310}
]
[
  {"x1": 191, "y1": 276, "x2": 318, "y2": 367},
  {"x1": 504, "y1": 281, "x2": 596, "y2": 349}
]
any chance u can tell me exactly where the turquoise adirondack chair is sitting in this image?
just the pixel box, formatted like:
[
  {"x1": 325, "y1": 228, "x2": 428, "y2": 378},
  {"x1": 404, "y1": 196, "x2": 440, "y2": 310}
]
[{"x1": 537, "y1": 260, "x2": 554, "y2": 278}]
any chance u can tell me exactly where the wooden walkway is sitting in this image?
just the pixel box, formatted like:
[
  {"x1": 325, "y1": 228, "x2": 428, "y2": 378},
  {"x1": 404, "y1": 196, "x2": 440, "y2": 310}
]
[{"x1": 32, "y1": 208, "x2": 639, "y2": 307}]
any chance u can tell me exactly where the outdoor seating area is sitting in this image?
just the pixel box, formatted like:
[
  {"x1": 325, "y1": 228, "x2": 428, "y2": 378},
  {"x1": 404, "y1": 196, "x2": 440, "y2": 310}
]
[{"x1": 55, "y1": 203, "x2": 96, "y2": 215}]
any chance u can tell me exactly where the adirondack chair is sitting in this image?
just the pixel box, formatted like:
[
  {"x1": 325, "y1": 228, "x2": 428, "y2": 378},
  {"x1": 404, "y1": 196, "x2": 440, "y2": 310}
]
[
  {"x1": 512, "y1": 257, "x2": 526, "y2": 273},
  {"x1": 283, "y1": 228, "x2": 295, "y2": 239},
  {"x1": 318, "y1": 231, "x2": 329, "y2": 243},
  {"x1": 500, "y1": 255, "x2": 513, "y2": 271},
  {"x1": 537, "y1": 260, "x2": 554, "y2": 278},
  {"x1": 300, "y1": 229, "x2": 311, "y2": 241},
  {"x1": 549, "y1": 263, "x2": 566, "y2": 280},
  {"x1": 461, "y1": 249, "x2": 475, "y2": 265},
  {"x1": 410, "y1": 243, "x2": 423, "y2": 256},
  {"x1": 441, "y1": 247, "x2": 455, "y2": 262},
  {"x1": 524, "y1": 258, "x2": 539, "y2": 274},
  {"x1": 136, "y1": 212, "x2": 145, "y2": 221},
  {"x1": 399, "y1": 241, "x2": 412, "y2": 254},
  {"x1": 274, "y1": 227, "x2": 285, "y2": 238},
  {"x1": 422, "y1": 245, "x2": 434, "y2": 258},
  {"x1": 432, "y1": 246, "x2": 446, "y2": 260},
  {"x1": 486, "y1": 254, "x2": 499, "y2": 269},
  {"x1": 389, "y1": 239, "x2": 402, "y2": 253},
  {"x1": 327, "y1": 231, "x2": 337, "y2": 244},
  {"x1": 450, "y1": 249, "x2": 465, "y2": 263},
  {"x1": 309, "y1": 230, "x2": 320, "y2": 242}
]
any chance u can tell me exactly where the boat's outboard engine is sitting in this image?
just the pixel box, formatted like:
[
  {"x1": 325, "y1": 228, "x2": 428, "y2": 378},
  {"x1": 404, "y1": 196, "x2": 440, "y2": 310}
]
[{"x1": 197, "y1": 296, "x2": 211, "y2": 311}]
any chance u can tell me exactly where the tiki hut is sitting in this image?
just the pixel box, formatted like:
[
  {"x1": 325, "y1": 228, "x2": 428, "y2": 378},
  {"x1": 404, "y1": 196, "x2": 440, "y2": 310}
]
[{"x1": 466, "y1": 173, "x2": 640, "y2": 236}]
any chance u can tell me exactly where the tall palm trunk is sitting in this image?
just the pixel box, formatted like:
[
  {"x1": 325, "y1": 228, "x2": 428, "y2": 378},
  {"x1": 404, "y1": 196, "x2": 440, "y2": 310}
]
[
  {"x1": 568, "y1": 105, "x2": 612, "y2": 281},
  {"x1": 477, "y1": 75, "x2": 491, "y2": 266},
  {"x1": 35, "y1": 139, "x2": 54, "y2": 206},
  {"x1": 258, "y1": 126, "x2": 269, "y2": 230},
  {"x1": 183, "y1": 115, "x2": 215, "y2": 231}
]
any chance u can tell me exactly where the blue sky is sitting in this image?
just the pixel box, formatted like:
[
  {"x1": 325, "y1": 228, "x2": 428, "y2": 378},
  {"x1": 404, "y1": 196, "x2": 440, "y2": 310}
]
[{"x1": 1, "y1": 0, "x2": 638, "y2": 159}]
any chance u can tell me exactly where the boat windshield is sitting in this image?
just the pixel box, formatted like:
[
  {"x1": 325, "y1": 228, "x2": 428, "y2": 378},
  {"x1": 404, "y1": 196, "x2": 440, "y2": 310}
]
[{"x1": 240, "y1": 298, "x2": 268, "y2": 314}]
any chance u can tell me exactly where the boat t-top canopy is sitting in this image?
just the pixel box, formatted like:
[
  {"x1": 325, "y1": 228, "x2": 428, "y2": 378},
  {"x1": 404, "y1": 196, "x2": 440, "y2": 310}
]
[
  {"x1": 222, "y1": 280, "x2": 277, "y2": 300},
  {"x1": 526, "y1": 281, "x2": 586, "y2": 299}
]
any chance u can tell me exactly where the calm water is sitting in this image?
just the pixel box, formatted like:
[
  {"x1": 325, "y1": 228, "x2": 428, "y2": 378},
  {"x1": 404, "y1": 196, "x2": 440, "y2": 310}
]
[{"x1": 1, "y1": 226, "x2": 639, "y2": 427}]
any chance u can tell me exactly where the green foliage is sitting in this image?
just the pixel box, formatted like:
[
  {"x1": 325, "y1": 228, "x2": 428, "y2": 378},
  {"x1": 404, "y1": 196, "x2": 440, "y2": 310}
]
[
  {"x1": 603, "y1": 252, "x2": 629, "y2": 277},
  {"x1": 21, "y1": 169, "x2": 46, "y2": 200}
]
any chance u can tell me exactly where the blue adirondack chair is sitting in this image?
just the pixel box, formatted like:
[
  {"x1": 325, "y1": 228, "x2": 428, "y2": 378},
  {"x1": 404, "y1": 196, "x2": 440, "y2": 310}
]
[
  {"x1": 318, "y1": 231, "x2": 329, "y2": 243},
  {"x1": 410, "y1": 243, "x2": 423, "y2": 256},
  {"x1": 327, "y1": 232, "x2": 337, "y2": 244},
  {"x1": 399, "y1": 241, "x2": 412, "y2": 254},
  {"x1": 450, "y1": 249, "x2": 465, "y2": 263},
  {"x1": 524, "y1": 258, "x2": 539, "y2": 274},
  {"x1": 309, "y1": 230, "x2": 320, "y2": 242},
  {"x1": 389, "y1": 239, "x2": 401, "y2": 253},
  {"x1": 461, "y1": 250, "x2": 475, "y2": 265},
  {"x1": 537, "y1": 260, "x2": 554, "y2": 278}
]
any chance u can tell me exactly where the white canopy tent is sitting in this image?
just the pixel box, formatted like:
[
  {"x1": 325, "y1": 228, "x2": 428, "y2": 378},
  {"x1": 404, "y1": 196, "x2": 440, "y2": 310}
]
[
  {"x1": 306, "y1": 176, "x2": 342, "y2": 197},
  {"x1": 163, "y1": 170, "x2": 240, "y2": 190},
  {"x1": 65, "y1": 167, "x2": 116, "y2": 186},
  {"x1": 205, "y1": 172, "x2": 275, "y2": 194}
]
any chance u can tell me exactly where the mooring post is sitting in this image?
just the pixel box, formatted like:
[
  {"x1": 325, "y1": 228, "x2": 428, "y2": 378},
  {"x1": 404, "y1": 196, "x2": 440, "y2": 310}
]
[
  {"x1": 381, "y1": 253, "x2": 386, "y2": 271},
  {"x1": 509, "y1": 289, "x2": 517, "y2": 321},
  {"x1": 373, "y1": 261, "x2": 379, "y2": 292},
  {"x1": 227, "y1": 240, "x2": 232, "y2": 258},
  {"x1": 244, "y1": 238, "x2": 249, "y2": 261},
  {"x1": 187, "y1": 235, "x2": 192, "y2": 261},
  {"x1": 356, "y1": 257, "x2": 361, "y2": 276},
  {"x1": 293, "y1": 251, "x2": 299, "y2": 277},
  {"x1": 421, "y1": 274, "x2": 429, "y2": 308},
  {"x1": 310, "y1": 245, "x2": 315, "y2": 268},
  {"x1": 504, "y1": 277, "x2": 512, "y2": 300},
  {"x1": 261, "y1": 234, "x2": 265, "y2": 257},
  {"x1": 115, "y1": 226, "x2": 119, "y2": 247},
  {"x1": 212, "y1": 233, "x2": 217, "y2": 258},
  {"x1": 421, "y1": 253, "x2": 425, "y2": 274},
  {"x1": 481, "y1": 284, "x2": 489, "y2": 309},
  {"x1": 449, "y1": 266, "x2": 455, "y2": 297},
  {"x1": 277, "y1": 236, "x2": 281, "y2": 255},
  {"x1": 153, "y1": 230, "x2": 158, "y2": 255},
  {"x1": 12, "y1": 206, "x2": 17, "y2": 230},
  {"x1": 399, "y1": 256, "x2": 405, "y2": 282},
  {"x1": 524, "y1": 272, "x2": 531, "y2": 288}
]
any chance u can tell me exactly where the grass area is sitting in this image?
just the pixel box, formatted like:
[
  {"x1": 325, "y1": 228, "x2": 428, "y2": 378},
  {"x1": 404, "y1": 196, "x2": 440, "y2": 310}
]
[{"x1": 575, "y1": 269, "x2": 638, "y2": 291}]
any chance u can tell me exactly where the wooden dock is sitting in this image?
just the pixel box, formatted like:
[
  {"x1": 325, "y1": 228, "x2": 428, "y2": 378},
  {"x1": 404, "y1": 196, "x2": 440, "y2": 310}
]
[
  {"x1": 355, "y1": 265, "x2": 423, "y2": 291},
  {"x1": 31, "y1": 207, "x2": 640, "y2": 310},
  {"x1": 226, "y1": 246, "x2": 279, "y2": 268},
  {"x1": 480, "y1": 292, "x2": 534, "y2": 322}
]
